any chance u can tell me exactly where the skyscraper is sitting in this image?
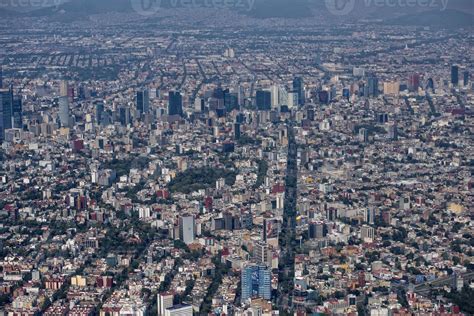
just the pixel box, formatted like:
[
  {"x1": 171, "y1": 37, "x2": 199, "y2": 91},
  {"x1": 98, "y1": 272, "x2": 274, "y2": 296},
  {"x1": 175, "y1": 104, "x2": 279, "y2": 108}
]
[
  {"x1": 58, "y1": 96, "x2": 70, "y2": 128},
  {"x1": 224, "y1": 90, "x2": 239, "y2": 111},
  {"x1": 0, "y1": 88, "x2": 13, "y2": 140},
  {"x1": 241, "y1": 264, "x2": 271, "y2": 302},
  {"x1": 168, "y1": 91, "x2": 183, "y2": 116},
  {"x1": 194, "y1": 97, "x2": 204, "y2": 113},
  {"x1": 12, "y1": 95, "x2": 22, "y2": 129},
  {"x1": 293, "y1": 77, "x2": 305, "y2": 106},
  {"x1": 256, "y1": 90, "x2": 271, "y2": 111},
  {"x1": 237, "y1": 85, "x2": 245, "y2": 107},
  {"x1": 451, "y1": 65, "x2": 459, "y2": 86},
  {"x1": 270, "y1": 85, "x2": 279, "y2": 108},
  {"x1": 368, "y1": 75, "x2": 379, "y2": 97},
  {"x1": 463, "y1": 71, "x2": 469, "y2": 86},
  {"x1": 60, "y1": 80, "x2": 69, "y2": 97},
  {"x1": 426, "y1": 78, "x2": 435, "y2": 93},
  {"x1": 0, "y1": 66, "x2": 3, "y2": 89},
  {"x1": 136, "y1": 89, "x2": 150, "y2": 114},
  {"x1": 213, "y1": 86, "x2": 225, "y2": 99},
  {"x1": 287, "y1": 92, "x2": 298, "y2": 108},
  {"x1": 95, "y1": 102, "x2": 104, "y2": 125},
  {"x1": 408, "y1": 73, "x2": 420, "y2": 92},
  {"x1": 59, "y1": 80, "x2": 70, "y2": 128},
  {"x1": 0, "y1": 87, "x2": 22, "y2": 138},
  {"x1": 179, "y1": 215, "x2": 195, "y2": 245},
  {"x1": 119, "y1": 106, "x2": 131, "y2": 126},
  {"x1": 278, "y1": 85, "x2": 288, "y2": 106},
  {"x1": 234, "y1": 123, "x2": 241, "y2": 140}
]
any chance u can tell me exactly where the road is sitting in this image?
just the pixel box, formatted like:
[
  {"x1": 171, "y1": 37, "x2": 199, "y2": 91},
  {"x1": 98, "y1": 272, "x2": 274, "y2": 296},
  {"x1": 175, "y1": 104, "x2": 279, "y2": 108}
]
[
  {"x1": 414, "y1": 271, "x2": 474, "y2": 297},
  {"x1": 278, "y1": 123, "x2": 298, "y2": 312}
]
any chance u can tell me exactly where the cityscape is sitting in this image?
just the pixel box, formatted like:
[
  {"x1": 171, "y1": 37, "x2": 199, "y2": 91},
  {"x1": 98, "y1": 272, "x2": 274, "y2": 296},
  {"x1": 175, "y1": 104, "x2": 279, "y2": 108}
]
[{"x1": 0, "y1": 0, "x2": 473, "y2": 315}]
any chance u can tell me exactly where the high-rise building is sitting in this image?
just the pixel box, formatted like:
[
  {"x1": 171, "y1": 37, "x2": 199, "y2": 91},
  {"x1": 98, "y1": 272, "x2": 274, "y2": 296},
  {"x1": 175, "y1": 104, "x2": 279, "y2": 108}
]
[
  {"x1": 136, "y1": 90, "x2": 150, "y2": 114},
  {"x1": 377, "y1": 113, "x2": 388, "y2": 124},
  {"x1": 383, "y1": 81, "x2": 400, "y2": 95},
  {"x1": 343, "y1": 88, "x2": 350, "y2": 100},
  {"x1": 12, "y1": 95, "x2": 22, "y2": 129},
  {"x1": 157, "y1": 292, "x2": 174, "y2": 316},
  {"x1": 363, "y1": 208, "x2": 375, "y2": 225},
  {"x1": 241, "y1": 264, "x2": 271, "y2": 302},
  {"x1": 293, "y1": 77, "x2": 305, "y2": 106},
  {"x1": 224, "y1": 90, "x2": 239, "y2": 111},
  {"x1": 256, "y1": 90, "x2": 271, "y2": 111},
  {"x1": 426, "y1": 78, "x2": 435, "y2": 92},
  {"x1": 278, "y1": 85, "x2": 288, "y2": 106},
  {"x1": 263, "y1": 218, "x2": 279, "y2": 242},
  {"x1": 222, "y1": 212, "x2": 240, "y2": 230},
  {"x1": 254, "y1": 241, "x2": 271, "y2": 266},
  {"x1": 368, "y1": 75, "x2": 379, "y2": 97},
  {"x1": 164, "y1": 304, "x2": 193, "y2": 316},
  {"x1": 451, "y1": 65, "x2": 459, "y2": 86},
  {"x1": 194, "y1": 97, "x2": 204, "y2": 113},
  {"x1": 237, "y1": 85, "x2": 245, "y2": 107},
  {"x1": 308, "y1": 221, "x2": 326, "y2": 239},
  {"x1": 179, "y1": 215, "x2": 195, "y2": 245},
  {"x1": 0, "y1": 88, "x2": 13, "y2": 140},
  {"x1": 0, "y1": 87, "x2": 22, "y2": 137},
  {"x1": 119, "y1": 106, "x2": 131, "y2": 126},
  {"x1": 307, "y1": 108, "x2": 315, "y2": 121},
  {"x1": 168, "y1": 91, "x2": 183, "y2": 116},
  {"x1": 270, "y1": 85, "x2": 280, "y2": 108},
  {"x1": 287, "y1": 92, "x2": 298, "y2": 108},
  {"x1": 224, "y1": 48, "x2": 235, "y2": 58},
  {"x1": 0, "y1": 66, "x2": 3, "y2": 89},
  {"x1": 326, "y1": 207, "x2": 338, "y2": 221},
  {"x1": 58, "y1": 96, "x2": 70, "y2": 128},
  {"x1": 388, "y1": 123, "x2": 398, "y2": 140},
  {"x1": 463, "y1": 71, "x2": 470, "y2": 86},
  {"x1": 318, "y1": 91, "x2": 329, "y2": 104},
  {"x1": 60, "y1": 80, "x2": 69, "y2": 97},
  {"x1": 234, "y1": 123, "x2": 241, "y2": 140},
  {"x1": 408, "y1": 73, "x2": 420, "y2": 92},
  {"x1": 353, "y1": 67, "x2": 365, "y2": 77},
  {"x1": 361, "y1": 225, "x2": 375, "y2": 242},
  {"x1": 95, "y1": 102, "x2": 104, "y2": 125},
  {"x1": 213, "y1": 86, "x2": 225, "y2": 99},
  {"x1": 359, "y1": 128, "x2": 369, "y2": 143}
]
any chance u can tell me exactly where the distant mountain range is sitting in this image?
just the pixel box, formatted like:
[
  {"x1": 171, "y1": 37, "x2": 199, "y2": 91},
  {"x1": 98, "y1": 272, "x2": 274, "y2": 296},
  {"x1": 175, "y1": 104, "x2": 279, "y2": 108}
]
[
  {"x1": 386, "y1": 9, "x2": 473, "y2": 28},
  {"x1": 0, "y1": 6, "x2": 26, "y2": 17},
  {"x1": 1, "y1": 0, "x2": 473, "y2": 27},
  {"x1": 247, "y1": 0, "x2": 313, "y2": 19}
]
